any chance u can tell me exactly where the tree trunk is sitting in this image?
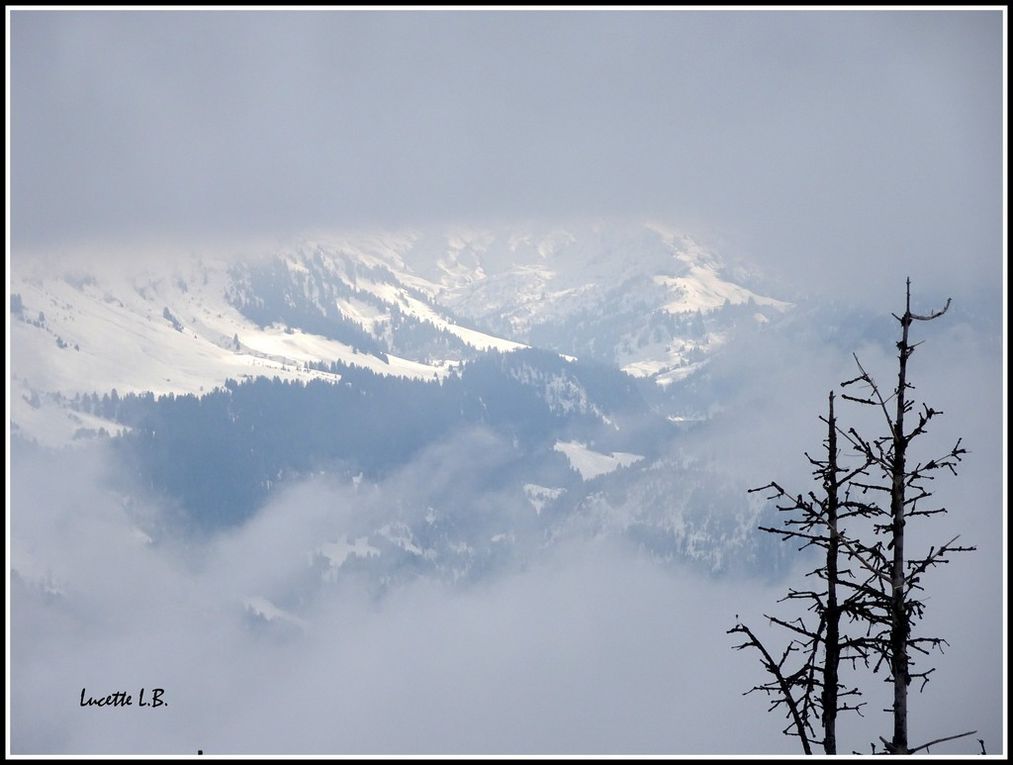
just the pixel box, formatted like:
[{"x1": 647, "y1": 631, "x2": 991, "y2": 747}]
[
  {"x1": 823, "y1": 392, "x2": 840, "y2": 755},
  {"x1": 890, "y1": 280, "x2": 913, "y2": 754}
]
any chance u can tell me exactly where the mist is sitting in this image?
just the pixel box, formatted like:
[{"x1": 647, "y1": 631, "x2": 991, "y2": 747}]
[
  {"x1": 10, "y1": 292, "x2": 1003, "y2": 754},
  {"x1": 11, "y1": 438, "x2": 786, "y2": 755}
]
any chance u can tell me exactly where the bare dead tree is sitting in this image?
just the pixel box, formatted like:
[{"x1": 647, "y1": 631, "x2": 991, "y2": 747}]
[
  {"x1": 836, "y1": 278, "x2": 977, "y2": 754},
  {"x1": 733, "y1": 280, "x2": 981, "y2": 754},
  {"x1": 729, "y1": 392, "x2": 877, "y2": 754}
]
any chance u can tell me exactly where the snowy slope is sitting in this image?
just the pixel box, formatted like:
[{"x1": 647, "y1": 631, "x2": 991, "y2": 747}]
[
  {"x1": 405, "y1": 221, "x2": 792, "y2": 385},
  {"x1": 10, "y1": 221, "x2": 791, "y2": 445},
  {"x1": 10, "y1": 244, "x2": 526, "y2": 444}
]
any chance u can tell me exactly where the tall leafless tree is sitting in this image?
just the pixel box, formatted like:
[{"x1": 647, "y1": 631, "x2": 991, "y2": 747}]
[
  {"x1": 837, "y1": 278, "x2": 976, "y2": 754},
  {"x1": 729, "y1": 392, "x2": 877, "y2": 754}
]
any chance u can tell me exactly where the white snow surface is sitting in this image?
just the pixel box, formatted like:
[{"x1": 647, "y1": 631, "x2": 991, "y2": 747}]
[
  {"x1": 10, "y1": 258, "x2": 460, "y2": 399},
  {"x1": 242, "y1": 596, "x2": 309, "y2": 631},
  {"x1": 653, "y1": 269, "x2": 789, "y2": 315},
  {"x1": 523, "y1": 483, "x2": 566, "y2": 515},
  {"x1": 10, "y1": 243, "x2": 525, "y2": 445},
  {"x1": 553, "y1": 441, "x2": 644, "y2": 481},
  {"x1": 316, "y1": 536, "x2": 381, "y2": 580}
]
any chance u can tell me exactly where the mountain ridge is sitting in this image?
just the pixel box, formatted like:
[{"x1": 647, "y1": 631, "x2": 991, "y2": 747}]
[{"x1": 11, "y1": 221, "x2": 791, "y2": 446}]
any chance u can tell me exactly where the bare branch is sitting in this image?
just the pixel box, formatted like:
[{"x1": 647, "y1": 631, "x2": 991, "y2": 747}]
[
  {"x1": 908, "y1": 297, "x2": 951, "y2": 323},
  {"x1": 908, "y1": 729, "x2": 977, "y2": 754},
  {"x1": 728, "y1": 622, "x2": 813, "y2": 754}
]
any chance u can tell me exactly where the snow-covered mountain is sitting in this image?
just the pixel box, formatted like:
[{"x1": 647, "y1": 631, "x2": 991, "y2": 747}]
[
  {"x1": 11, "y1": 221, "x2": 790, "y2": 446},
  {"x1": 422, "y1": 222, "x2": 790, "y2": 385},
  {"x1": 10, "y1": 237, "x2": 514, "y2": 445},
  {"x1": 10, "y1": 221, "x2": 803, "y2": 589}
]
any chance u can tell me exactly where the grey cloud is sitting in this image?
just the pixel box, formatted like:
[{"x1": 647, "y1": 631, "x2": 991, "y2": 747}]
[{"x1": 10, "y1": 11, "x2": 1003, "y2": 303}]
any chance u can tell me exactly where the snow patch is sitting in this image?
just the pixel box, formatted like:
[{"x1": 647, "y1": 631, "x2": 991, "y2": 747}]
[
  {"x1": 654, "y1": 268, "x2": 790, "y2": 315},
  {"x1": 242, "y1": 596, "x2": 308, "y2": 631},
  {"x1": 553, "y1": 441, "x2": 644, "y2": 481},
  {"x1": 316, "y1": 536, "x2": 381, "y2": 577},
  {"x1": 523, "y1": 484, "x2": 565, "y2": 515}
]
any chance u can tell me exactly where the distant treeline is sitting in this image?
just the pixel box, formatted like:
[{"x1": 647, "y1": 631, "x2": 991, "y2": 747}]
[
  {"x1": 72, "y1": 349, "x2": 651, "y2": 528},
  {"x1": 224, "y1": 256, "x2": 482, "y2": 362}
]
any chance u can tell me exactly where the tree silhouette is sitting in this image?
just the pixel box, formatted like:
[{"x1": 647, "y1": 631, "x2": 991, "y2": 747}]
[
  {"x1": 836, "y1": 279, "x2": 976, "y2": 754},
  {"x1": 729, "y1": 392, "x2": 877, "y2": 754},
  {"x1": 732, "y1": 280, "x2": 978, "y2": 754}
]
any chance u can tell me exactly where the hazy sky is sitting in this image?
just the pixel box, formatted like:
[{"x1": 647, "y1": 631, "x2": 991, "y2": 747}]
[
  {"x1": 8, "y1": 10, "x2": 1005, "y2": 756},
  {"x1": 9, "y1": 10, "x2": 1004, "y2": 299}
]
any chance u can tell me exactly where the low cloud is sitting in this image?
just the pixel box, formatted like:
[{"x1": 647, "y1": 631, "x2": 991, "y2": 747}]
[
  {"x1": 10, "y1": 378, "x2": 1002, "y2": 756},
  {"x1": 11, "y1": 439, "x2": 787, "y2": 754}
]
